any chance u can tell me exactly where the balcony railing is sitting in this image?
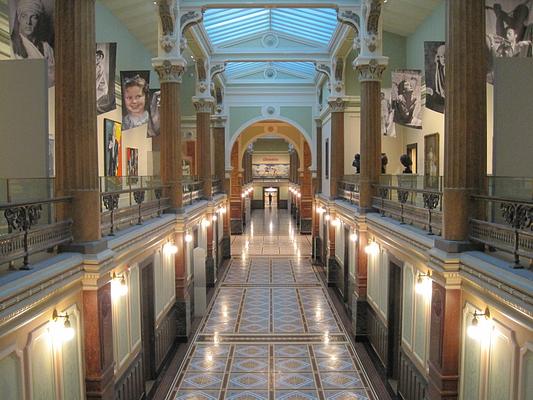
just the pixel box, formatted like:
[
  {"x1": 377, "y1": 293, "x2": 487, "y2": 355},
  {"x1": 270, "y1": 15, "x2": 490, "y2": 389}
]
[
  {"x1": 0, "y1": 197, "x2": 72, "y2": 269},
  {"x1": 470, "y1": 194, "x2": 533, "y2": 268},
  {"x1": 373, "y1": 175, "x2": 443, "y2": 235},
  {"x1": 182, "y1": 178, "x2": 203, "y2": 206},
  {"x1": 338, "y1": 175, "x2": 360, "y2": 205}
]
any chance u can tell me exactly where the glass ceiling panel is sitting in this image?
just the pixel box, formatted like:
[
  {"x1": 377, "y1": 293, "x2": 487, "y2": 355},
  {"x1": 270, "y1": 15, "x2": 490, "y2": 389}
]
[
  {"x1": 225, "y1": 62, "x2": 316, "y2": 80},
  {"x1": 204, "y1": 8, "x2": 338, "y2": 47}
]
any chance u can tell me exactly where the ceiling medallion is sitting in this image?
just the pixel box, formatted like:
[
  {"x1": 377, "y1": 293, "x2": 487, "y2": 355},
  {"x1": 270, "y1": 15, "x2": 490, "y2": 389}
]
[
  {"x1": 264, "y1": 67, "x2": 277, "y2": 79},
  {"x1": 261, "y1": 33, "x2": 279, "y2": 48}
]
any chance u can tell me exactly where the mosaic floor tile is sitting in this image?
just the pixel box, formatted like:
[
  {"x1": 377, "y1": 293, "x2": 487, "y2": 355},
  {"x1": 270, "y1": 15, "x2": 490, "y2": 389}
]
[
  {"x1": 320, "y1": 372, "x2": 363, "y2": 389},
  {"x1": 228, "y1": 373, "x2": 269, "y2": 389},
  {"x1": 274, "y1": 358, "x2": 312, "y2": 372},
  {"x1": 225, "y1": 390, "x2": 269, "y2": 400},
  {"x1": 317, "y1": 358, "x2": 356, "y2": 372},
  {"x1": 180, "y1": 373, "x2": 223, "y2": 390},
  {"x1": 174, "y1": 390, "x2": 220, "y2": 400},
  {"x1": 234, "y1": 345, "x2": 269, "y2": 358},
  {"x1": 275, "y1": 373, "x2": 316, "y2": 390},
  {"x1": 231, "y1": 358, "x2": 269, "y2": 373},
  {"x1": 323, "y1": 390, "x2": 370, "y2": 400},
  {"x1": 275, "y1": 391, "x2": 319, "y2": 400},
  {"x1": 274, "y1": 344, "x2": 309, "y2": 358}
]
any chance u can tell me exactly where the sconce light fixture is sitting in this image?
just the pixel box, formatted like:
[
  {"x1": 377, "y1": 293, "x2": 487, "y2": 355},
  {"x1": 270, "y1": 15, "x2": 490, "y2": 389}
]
[
  {"x1": 51, "y1": 309, "x2": 75, "y2": 343},
  {"x1": 212, "y1": 215, "x2": 218, "y2": 222},
  {"x1": 365, "y1": 240, "x2": 379, "y2": 255},
  {"x1": 185, "y1": 232, "x2": 193, "y2": 243},
  {"x1": 467, "y1": 308, "x2": 491, "y2": 340},
  {"x1": 316, "y1": 206, "x2": 326, "y2": 214},
  {"x1": 350, "y1": 232, "x2": 358, "y2": 242},
  {"x1": 325, "y1": 214, "x2": 331, "y2": 221},
  {"x1": 202, "y1": 218, "x2": 211, "y2": 228},
  {"x1": 415, "y1": 271, "x2": 432, "y2": 297},
  {"x1": 111, "y1": 272, "x2": 128, "y2": 297},
  {"x1": 163, "y1": 241, "x2": 178, "y2": 255}
]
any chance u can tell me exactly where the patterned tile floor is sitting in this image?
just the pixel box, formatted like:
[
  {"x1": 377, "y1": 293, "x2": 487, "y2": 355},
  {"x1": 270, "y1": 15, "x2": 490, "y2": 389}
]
[{"x1": 166, "y1": 210, "x2": 377, "y2": 400}]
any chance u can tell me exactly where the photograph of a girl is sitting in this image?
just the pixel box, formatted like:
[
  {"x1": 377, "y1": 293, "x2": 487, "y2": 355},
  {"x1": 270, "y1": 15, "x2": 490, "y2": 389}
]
[
  {"x1": 120, "y1": 71, "x2": 150, "y2": 131},
  {"x1": 8, "y1": 0, "x2": 55, "y2": 86}
]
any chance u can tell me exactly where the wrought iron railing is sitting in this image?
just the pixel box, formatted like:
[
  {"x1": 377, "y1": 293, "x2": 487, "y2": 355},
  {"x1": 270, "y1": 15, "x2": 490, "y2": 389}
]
[
  {"x1": 470, "y1": 194, "x2": 533, "y2": 268},
  {"x1": 0, "y1": 197, "x2": 72, "y2": 269},
  {"x1": 373, "y1": 184, "x2": 443, "y2": 235},
  {"x1": 338, "y1": 175, "x2": 360, "y2": 205},
  {"x1": 182, "y1": 179, "x2": 203, "y2": 206},
  {"x1": 100, "y1": 186, "x2": 169, "y2": 236}
]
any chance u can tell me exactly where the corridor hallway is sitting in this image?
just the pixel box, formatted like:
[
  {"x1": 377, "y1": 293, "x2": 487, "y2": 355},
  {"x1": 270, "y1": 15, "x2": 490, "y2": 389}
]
[{"x1": 165, "y1": 209, "x2": 378, "y2": 400}]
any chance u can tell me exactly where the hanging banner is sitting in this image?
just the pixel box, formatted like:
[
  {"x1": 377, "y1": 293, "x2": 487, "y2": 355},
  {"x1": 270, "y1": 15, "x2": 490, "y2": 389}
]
[
  {"x1": 424, "y1": 41, "x2": 446, "y2": 114},
  {"x1": 392, "y1": 69, "x2": 423, "y2": 130},
  {"x1": 120, "y1": 70, "x2": 151, "y2": 131},
  {"x1": 96, "y1": 42, "x2": 117, "y2": 115}
]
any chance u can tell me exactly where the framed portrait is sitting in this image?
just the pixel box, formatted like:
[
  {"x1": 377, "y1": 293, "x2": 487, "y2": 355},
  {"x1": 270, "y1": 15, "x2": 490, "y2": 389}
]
[
  {"x1": 96, "y1": 42, "x2": 117, "y2": 115},
  {"x1": 424, "y1": 133, "x2": 439, "y2": 189},
  {"x1": 104, "y1": 119, "x2": 122, "y2": 177},
  {"x1": 406, "y1": 143, "x2": 418, "y2": 174},
  {"x1": 126, "y1": 147, "x2": 138, "y2": 176}
]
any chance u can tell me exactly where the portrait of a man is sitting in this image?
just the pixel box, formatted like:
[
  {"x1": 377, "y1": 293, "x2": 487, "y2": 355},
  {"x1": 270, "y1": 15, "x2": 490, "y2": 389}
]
[
  {"x1": 96, "y1": 42, "x2": 117, "y2": 115},
  {"x1": 8, "y1": 0, "x2": 55, "y2": 86}
]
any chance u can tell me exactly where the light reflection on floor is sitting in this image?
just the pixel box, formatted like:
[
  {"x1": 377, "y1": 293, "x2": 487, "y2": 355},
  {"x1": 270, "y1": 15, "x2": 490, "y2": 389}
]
[{"x1": 167, "y1": 209, "x2": 376, "y2": 400}]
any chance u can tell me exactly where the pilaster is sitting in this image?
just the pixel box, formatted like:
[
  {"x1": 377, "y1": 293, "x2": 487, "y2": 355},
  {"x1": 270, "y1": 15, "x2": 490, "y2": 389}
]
[{"x1": 193, "y1": 97, "x2": 215, "y2": 199}]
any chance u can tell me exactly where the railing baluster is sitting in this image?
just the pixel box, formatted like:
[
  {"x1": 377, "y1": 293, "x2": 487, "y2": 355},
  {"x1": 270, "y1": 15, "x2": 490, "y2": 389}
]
[{"x1": 133, "y1": 190, "x2": 145, "y2": 225}]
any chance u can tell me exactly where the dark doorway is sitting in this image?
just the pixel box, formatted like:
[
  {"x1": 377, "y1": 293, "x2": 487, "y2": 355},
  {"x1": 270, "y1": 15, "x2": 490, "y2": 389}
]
[
  {"x1": 322, "y1": 219, "x2": 328, "y2": 268},
  {"x1": 387, "y1": 260, "x2": 403, "y2": 390},
  {"x1": 140, "y1": 258, "x2": 156, "y2": 382},
  {"x1": 342, "y1": 226, "x2": 350, "y2": 304}
]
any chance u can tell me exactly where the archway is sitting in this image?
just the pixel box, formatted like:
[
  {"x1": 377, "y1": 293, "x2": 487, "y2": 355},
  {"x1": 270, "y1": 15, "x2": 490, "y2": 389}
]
[{"x1": 228, "y1": 120, "x2": 314, "y2": 235}]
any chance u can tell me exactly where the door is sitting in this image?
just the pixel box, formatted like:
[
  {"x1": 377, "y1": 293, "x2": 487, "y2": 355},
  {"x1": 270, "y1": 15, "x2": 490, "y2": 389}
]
[
  {"x1": 387, "y1": 261, "x2": 402, "y2": 387},
  {"x1": 140, "y1": 259, "x2": 155, "y2": 381},
  {"x1": 343, "y1": 226, "x2": 350, "y2": 304}
]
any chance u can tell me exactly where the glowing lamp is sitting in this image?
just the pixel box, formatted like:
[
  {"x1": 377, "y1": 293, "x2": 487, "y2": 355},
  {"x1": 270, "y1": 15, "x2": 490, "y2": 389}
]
[
  {"x1": 51, "y1": 309, "x2": 75, "y2": 344},
  {"x1": 185, "y1": 233, "x2": 193, "y2": 243},
  {"x1": 112, "y1": 272, "x2": 128, "y2": 297},
  {"x1": 350, "y1": 232, "x2": 358, "y2": 242},
  {"x1": 163, "y1": 241, "x2": 178, "y2": 255},
  {"x1": 415, "y1": 272, "x2": 432, "y2": 297},
  {"x1": 365, "y1": 241, "x2": 379, "y2": 255}
]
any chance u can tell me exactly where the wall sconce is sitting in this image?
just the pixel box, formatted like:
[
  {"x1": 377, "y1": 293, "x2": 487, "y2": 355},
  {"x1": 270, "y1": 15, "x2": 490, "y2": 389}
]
[
  {"x1": 332, "y1": 218, "x2": 341, "y2": 227},
  {"x1": 185, "y1": 233, "x2": 193, "y2": 243},
  {"x1": 163, "y1": 241, "x2": 178, "y2": 255},
  {"x1": 219, "y1": 206, "x2": 226, "y2": 214},
  {"x1": 212, "y1": 215, "x2": 218, "y2": 222},
  {"x1": 51, "y1": 309, "x2": 75, "y2": 343},
  {"x1": 297, "y1": 192, "x2": 301, "y2": 198},
  {"x1": 111, "y1": 272, "x2": 128, "y2": 298},
  {"x1": 202, "y1": 218, "x2": 211, "y2": 228},
  {"x1": 325, "y1": 214, "x2": 331, "y2": 221},
  {"x1": 415, "y1": 271, "x2": 432, "y2": 297},
  {"x1": 350, "y1": 232, "x2": 358, "y2": 242},
  {"x1": 316, "y1": 206, "x2": 326, "y2": 214},
  {"x1": 241, "y1": 193, "x2": 245, "y2": 198},
  {"x1": 365, "y1": 240, "x2": 379, "y2": 255},
  {"x1": 467, "y1": 308, "x2": 491, "y2": 341}
]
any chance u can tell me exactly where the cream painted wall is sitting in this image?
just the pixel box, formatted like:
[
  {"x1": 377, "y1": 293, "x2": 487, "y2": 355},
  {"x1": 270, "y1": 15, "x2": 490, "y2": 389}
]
[
  {"x1": 367, "y1": 247, "x2": 389, "y2": 319},
  {"x1": 154, "y1": 247, "x2": 177, "y2": 323},
  {"x1": 344, "y1": 111, "x2": 360, "y2": 175}
]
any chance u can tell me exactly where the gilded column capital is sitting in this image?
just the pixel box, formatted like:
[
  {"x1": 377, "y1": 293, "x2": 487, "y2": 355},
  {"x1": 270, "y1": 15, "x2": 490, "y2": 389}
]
[
  {"x1": 153, "y1": 57, "x2": 187, "y2": 83},
  {"x1": 328, "y1": 98, "x2": 348, "y2": 113},
  {"x1": 193, "y1": 96, "x2": 215, "y2": 113},
  {"x1": 355, "y1": 57, "x2": 388, "y2": 82}
]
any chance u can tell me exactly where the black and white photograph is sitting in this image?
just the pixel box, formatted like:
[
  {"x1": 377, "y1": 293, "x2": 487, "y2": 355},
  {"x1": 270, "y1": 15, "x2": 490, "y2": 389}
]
[
  {"x1": 147, "y1": 88, "x2": 161, "y2": 137},
  {"x1": 485, "y1": 0, "x2": 533, "y2": 83},
  {"x1": 381, "y1": 88, "x2": 396, "y2": 137},
  {"x1": 392, "y1": 69, "x2": 423, "y2": 130},
  {"x1": 424, "y1": 41, "x2": 446, "y2": 114},
  {"x1": 120, "y1": 70, "x2": 151, "y2": 131},
  {"x1": 96, "y1": 42, "x2": 117, "y2": 115},
  {"x1": 8, "y1": 0, "x2": 55, "y2": 87}
]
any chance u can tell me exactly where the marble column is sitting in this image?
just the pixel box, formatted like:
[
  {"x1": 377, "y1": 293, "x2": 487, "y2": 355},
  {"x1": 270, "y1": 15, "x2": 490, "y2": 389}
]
[
  {"x1": 441, "y1": 0, "x2": 487, "y2": 247},
  {"x1": 154, "y1": 60, "x2": 186, "y2": 211},
  {"x1": 194, "y1": 98, "x2": 214, "y2": 199},
  {"x1": 315, "y1": 119, "x2": 323, "y2": 194},
  {"x1": 55, "y1": 0, "x2": 102, "y2": 248},
  {"x1": 83, "y1": 283, "x2": 114, "y2": 399},
  {"x1": 356, "y1": 61, "x2": 386, "y2": 210},
  {"x1": 428, "y1": 283, "x2": 461, "y2": 399},
  {"x1": 230, "y1": 143, "x2": 243, "y2": 234},
  {"x1": 213, "y1": 116, "x2": 231, "y2": 258},
  {"x1": 299, "y1": 142, "x2": 313, "y2": 234},
  {"x1": 328, "y1": 99, "x2": 346, "y2": 198}
]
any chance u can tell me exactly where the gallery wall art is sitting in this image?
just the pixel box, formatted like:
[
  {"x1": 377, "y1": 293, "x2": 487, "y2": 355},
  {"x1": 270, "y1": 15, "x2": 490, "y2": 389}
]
[
  {"x1": 126, "y1": 147, "x2": 138, "y2": 177},
  {"x1": 147, "y1": 89, "x2": 161, "y2": 137},
  {"x1": 252, "y1": 164, "x2": 290, "y2": 178},
  {"x1": 120, "y1": 70, "x2": 151, "y2": 131},
  {"x1": 424, "y1": 41, "x2": 446, "y2": 114},
  {"x1": 485, "y1": 0, "x2": 533, "y2": 83},
  {"x1": 104, "y1": 118, "x2": 122, "y2": 177},
  {"x1": 381, "y1": 88, "x2": 396, "y2": 137},
  {"x1": 8, "y1": 0, "x2": 55, "y2": 86},
  {"x1": 96, "y1": 42, "x2": 117, "y2": 115},
  {"x1": 424, "y1": 133, "x2": 439, "y2": 189},
  {"x1": 392, "y1": 69, "x2": 423, "y2": 129}
]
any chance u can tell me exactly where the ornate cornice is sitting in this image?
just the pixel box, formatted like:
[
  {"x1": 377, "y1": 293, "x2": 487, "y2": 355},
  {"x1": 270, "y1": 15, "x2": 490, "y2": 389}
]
[
  {"x1": 192, "y1": 97, "x2": 215, "y2": 113},
  {"x1": 153, "y1": 58, "x2": 186, "y2": 83},
  {"x1": 355, "y1": 58, "x2": 386, "y2": 82},
  {"x1": 328, "y1": 97, "x2": 347, "y2": 113}
]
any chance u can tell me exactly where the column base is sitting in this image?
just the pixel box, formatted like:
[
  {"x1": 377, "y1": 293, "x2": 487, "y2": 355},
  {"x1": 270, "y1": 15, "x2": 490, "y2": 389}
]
[
  {"x1": 299, "y1": 218, "x2": 312, "y2": 234},
  {"x1": 352, "y1": 292, "x2": 368, "y2": 341},
  {"x1": 221, "y1": 235, "x2": 231, "y2": 259},
  {"x1": 85, "y1": 362, "x2": 115, "y2": 400},
  {"x1": 327, "y1": 257, "x2": 339, "y2": 287},
  {"x1": 231, "y1": 219, "x2": 243, "y2": 234},
  {"x1": 206, "y1": 256, "x2": 215, "y2": 288},
  {"x1": 61, "y1": 238, "x2": 108, "y2": 254},
  {"x1": 435, "y1": 238, "x2": 482, "y2": 253},
  {"x1": 175, "y1": 298, "x2": 192, "y2": 341}
]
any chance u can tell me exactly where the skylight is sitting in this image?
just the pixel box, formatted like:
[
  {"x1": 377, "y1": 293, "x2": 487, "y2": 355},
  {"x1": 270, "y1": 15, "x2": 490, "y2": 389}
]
[
  {"x1": 203, "y1": 8, "x2": 338, "y2": 47},
  {"x1": 225, "y1": 62, "x2": 316, "y2": 81}
]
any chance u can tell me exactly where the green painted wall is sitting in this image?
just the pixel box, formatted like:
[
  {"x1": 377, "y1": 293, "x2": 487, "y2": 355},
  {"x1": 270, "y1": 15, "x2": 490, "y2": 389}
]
[
  {"x1": 229, "y1": 106, "x2": 263, "y2": 139},
  {"x1": 253, "y1": 138, "x2": 289, "y2": 152},
  {"x1": 345, "y1": 50, "x2": 359, "y2": 95},
  {"x1": 95, "y1": 1, "x2": 159, "y2": 88},
  {"x1": 280, "y1": 106, "x2": 312, "y2": 138},
  {"x1": 406, "y1": 1, "x2": 445, "y2": 70},
  {"x1": 383, "y1": 31, "x2": 407, "y2": 88},
  {"x1": 181, "y1": 68, "x2": 197, "y2": 117}
]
